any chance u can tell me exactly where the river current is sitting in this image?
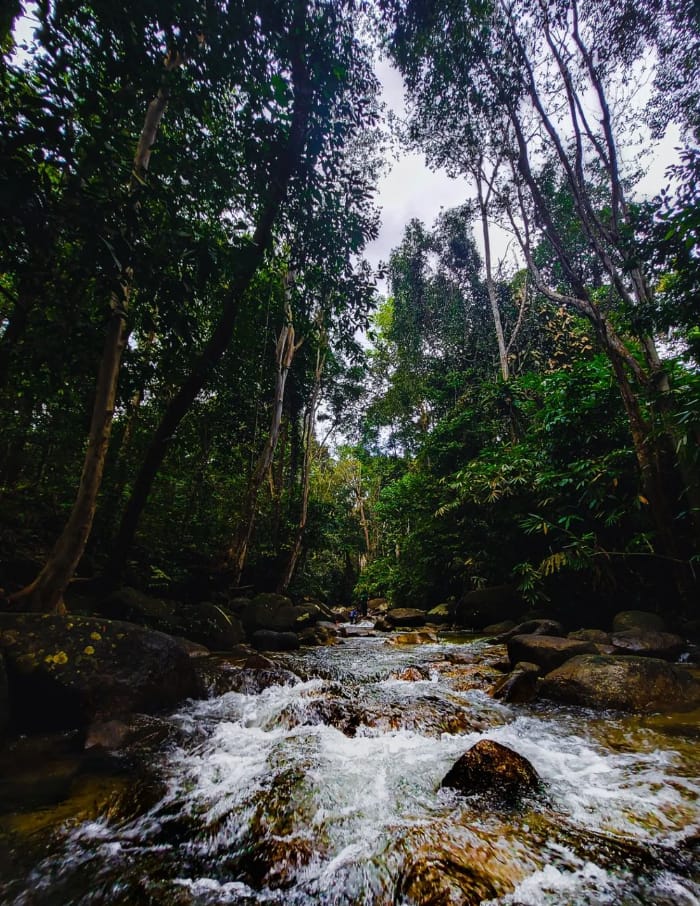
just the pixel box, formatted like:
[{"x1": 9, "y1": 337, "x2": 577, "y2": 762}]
[{"x1": 1, "y1": 629, "x2": 699, "y2": 905}]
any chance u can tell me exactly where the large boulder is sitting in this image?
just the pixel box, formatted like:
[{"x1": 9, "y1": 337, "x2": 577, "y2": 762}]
[
  {"x1": 610, "y1": 630, "x2": 686, "y2": 660},
  {"x1": 241, "y1": 594, "x2": 321, "y2": 635},
  {"x1": 0, "y1": 613, "x2": 200, "y2": 732},
  {"x1": 568, "y1": 628, "x2": 611, "y2": 644},
  {"x1": 540, "y1": 654, "x2": 700, "y2": 713},
  {"x1": 385, "y1": 608, "x2": 426, "y2": 628},
  {"x1": 507, "y1": 634, "x2": 595, "y2": 673},
  {"x1": 368, "y1": 597, "x2": 389, "y2": 613},
  {"x1": 441, "y1": 739, "x2": 542, "y2": 804},
  {"x1": 251, "y1": 629, "x2": 300, "y2": 651},
  {"x1": 612, "y1": 610, "x2": 666, "y2": 633},
  {"x1": 495, "y1": 618, "x2": 564, "y2": 642},
  {"x1": 453, "y1": 586, "x2": 523, "y2": 629}
]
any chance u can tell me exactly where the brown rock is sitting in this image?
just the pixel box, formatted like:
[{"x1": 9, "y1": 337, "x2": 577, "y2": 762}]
[
  {"x1": 568, "y1": 628, "x2": 611, "y2": 644},
  {"x1": 441, "y1": 739, "x2": 541, "y2": 804},
  {"x1": 540, "y1": 654, "x2": 700, "y2": 713},
  {"x1": 391, "y1": 666, "x2": 428, "y2": 681},
  {"x1": 490, "y1": 661, "x2": 540, "y2": 703},
  {"x1": 610, "y1": 630, "x2": 686, "y2": 660},
  {"x1": 507, "y1": 634, "x2": 595, "y2": 673},
  {"x1": 496, "y1": 618, "x2": 564, "y2": 641},
  {"x1": 389, "y1": 630, "x2": 438, "y2": 645}
]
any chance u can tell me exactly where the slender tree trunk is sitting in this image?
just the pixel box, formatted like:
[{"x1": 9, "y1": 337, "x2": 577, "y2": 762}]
[
  {"x1": 277, "y1": 337, "x2": 325, "y2": 593},
  {"x1": 105, "y1": 32, "x2": 312, "y2": 581},
  {"x1": 227, "y1": 274, "x2": 302, "y2": 585},
  {"x1": 10, "y1": 57, "x2": 179, "y2": 612},
  {"x1": 475, "y1": 170, "x2": 509, "y2": 382}
]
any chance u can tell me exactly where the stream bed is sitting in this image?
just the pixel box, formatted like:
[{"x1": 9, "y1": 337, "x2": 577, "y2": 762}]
[{"x1": 1, "y1": 630, "x2": 699, "y2": 905}]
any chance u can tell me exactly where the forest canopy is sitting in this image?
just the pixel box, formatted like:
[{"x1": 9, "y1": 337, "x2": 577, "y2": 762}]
[{"x1": 0, "y1": 0, "x2": 698, "y2": 624}]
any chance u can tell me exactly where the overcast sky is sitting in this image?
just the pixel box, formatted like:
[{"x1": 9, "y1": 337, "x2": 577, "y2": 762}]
[{"x1": 365, "y1": 57, "x2": 682, "y2": 294}]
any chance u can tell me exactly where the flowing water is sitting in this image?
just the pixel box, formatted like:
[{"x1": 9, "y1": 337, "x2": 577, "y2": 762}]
[{"x1": 1, "y1": 629, "x2": 699, "y2": 905}]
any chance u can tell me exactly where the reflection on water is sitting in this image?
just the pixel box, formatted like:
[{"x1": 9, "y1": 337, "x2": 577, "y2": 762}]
[{"x1": 1, "y1": 632, "x2": 698, "y2": 905}]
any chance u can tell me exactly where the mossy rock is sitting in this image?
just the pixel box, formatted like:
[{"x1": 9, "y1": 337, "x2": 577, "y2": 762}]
[{"x1": 0, "y1": 613, "x2": 200, "y2": 732}]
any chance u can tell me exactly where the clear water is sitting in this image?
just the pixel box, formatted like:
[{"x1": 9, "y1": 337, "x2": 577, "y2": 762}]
[{"x1": 1, "y1": 632, "x2": 698, "y2": 905}]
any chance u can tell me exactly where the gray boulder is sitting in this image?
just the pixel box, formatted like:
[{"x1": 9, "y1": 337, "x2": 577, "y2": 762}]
[
  {"x1": 251, "y1": 629, "x2": 300, "y2": 651},
  {"x1": 242, "y1": 593, "x2": 321, "y2": 635},
  {"x1": 490, "y1": 661, "x2": 540, "y2": 703},
  {"x1": 385, "y1": 608, "x2": 426, "y2": 627}
]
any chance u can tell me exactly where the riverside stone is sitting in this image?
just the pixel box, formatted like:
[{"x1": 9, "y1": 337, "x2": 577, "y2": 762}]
[
  {"x1": 610, "y1": 630, "x2": 686, "y2": 660},
  {"x1": 540, "y1": 654, "x2": 700, "y2": 713},
  {"x1": 612, "y1": 610, "x2": 666, "y2": 633},
  {"x1": 385, "y1": 608, "x2": 427, "y2": 627},
  {"x1": 507, "y1": 634, "x2": 596, "y2": 673},
  {"x1": 0, "y1": 613, "x2": 199, "y2": 732},
  {"x1": 441, "y1": 739, "x2": 542, "y2": 804}
]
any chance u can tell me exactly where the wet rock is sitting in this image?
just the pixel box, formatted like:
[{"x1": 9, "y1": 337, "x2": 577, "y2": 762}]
[
  {"x1": 331, "y1": 607, "x2": 352, "y2": 622},
  {"x1": 396, "y1": 851, "x2": 499, "y2": 905},
  {"x1": 568, "y1": 628, "x2": 611, "y2": 644},
  {"x1": 507, "y1": 634, "x2": 595, "y2": 673},
  {"x1": 298, "y1": 623, "x2": 338, "y2": 646},
  {"x1": 483, "y1": 620, "x2": 516, "y2": 635},
  {"x1": 84, "y1": 713, "x2": 180, "y2": 753},
  {"x1": 0, "y1": 613, "x2": 200, "y2": 732},
  {"x1": 612, "y1": 610, "x2": 666, "y2": 633},
  {"x1": 540, "y1": 654, "x2": 700, "y2": 713},
  {"x1": 453, "y1": 585, "x2": 524, "y2": 629},
  {"x1": 195, "y1": 654, "x2": 298, "y2": 696},
  {"x1": 373, "y1": 616, "x2": 391, "y2": 631},
  {"x1": 391, "y1": 666, "x2": 429, "y2": 681},
  {"x1": 340, "y1": 625, "x2": 379, "y2": 638},
  {"x1": 385, "y1": 608, "x2": 426, "y2": 627},
  {"x1": 441, "y1": 739, "x2": 542, "y2": 804},
  {"x1": 610, "y1": 630, "x2": 686, "y2": 660},
  {"x1": 251, "y1": 629, "x2": 300, "y2": 651},
  {"x1": 227, "y1": 595, "x2": 252, "y2": 614},
  {"x1": 495, "y1": 619, "x2": 565, "y2": 641},
  {"x1": 490, "y1": 661, "x2": 540, "y2": 703},
  {"x1": 173, "y1": 637, "x2": 211, "y2": 658},
  {"x1": 244, "y1": 653, "x2": 276, "y2": 669},
  {"x1": 389, "y1": 630, "x2": 438, "y2": 645},
  {"x1": 227, "y1": 666, "x2": 299, "y2": 695}
]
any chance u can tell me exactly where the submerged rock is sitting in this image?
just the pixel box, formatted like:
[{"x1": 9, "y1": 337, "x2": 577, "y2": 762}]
[
  {"x1": 441, "y1": 739, "x2": 542, "y2": 804},
  {"x1": 0, "y1": 613, "x2": 199, "y2": 732},
  {"x1": 612, "y1": 610, "x2": 666, "y2": 633},
  {"x1": 610, "y1": 630, "x2": 686, "y2": 660},
  {"x1": 389, "y1": 630, "x2": 439, "y2": 645},
  {"x1": 540, "y1": 654, "x2": 700, "y2": 713},
  {"x1": 507, "y1": 634, "x2": 596, "y2": 673},
  {"x1": 385, "y1": 608, "x2": 427, "y2": 627}
]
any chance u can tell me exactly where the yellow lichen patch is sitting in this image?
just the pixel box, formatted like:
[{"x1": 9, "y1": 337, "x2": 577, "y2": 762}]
[
  {"x1": 90, "y1": 632, "x2": 102, "y2": 641},
  {"x1": 83, "y1": 646, "x2": 95, "y2": 656},
  {"x1": 45, "y1": 651, "x2": 69, "y2": 665},
  {"x1": 67, "y1": 623, "x2": 74, "y2": 629}
]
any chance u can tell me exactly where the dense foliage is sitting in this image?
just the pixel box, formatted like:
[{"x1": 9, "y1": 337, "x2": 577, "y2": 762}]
[{"x1": 0, "y1": 0, "x2": 697, "y2": 622}]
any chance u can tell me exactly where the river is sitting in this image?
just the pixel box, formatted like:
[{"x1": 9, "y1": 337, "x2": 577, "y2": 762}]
[{"x1": 1, "y1": 629, "x2": 699, "y2": 905}]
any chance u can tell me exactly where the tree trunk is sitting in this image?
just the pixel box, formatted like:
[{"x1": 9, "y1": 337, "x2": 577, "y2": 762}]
[
  {"x1": 10, "y1": 300, "x2": 128, "y2": 612},
  {"x1": 475, "y1": 170, "x2": 509, "y2": 382},
  {"x1": 105, "y1": 34, "x2": 313, "y2": 581},
  {"x1": 227, "y1": 273, "x2": 301, "y2": 585},
  {"x1": 10, "y1": 57, "x2": 179, "y2": 612},
  {"x1": 277, "y1": 337, "x2": 325, "y2": 593}
]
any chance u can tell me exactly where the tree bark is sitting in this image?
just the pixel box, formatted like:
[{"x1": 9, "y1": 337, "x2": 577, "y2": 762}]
[
  {"x1": 10, "y1": 55, "x2": 179, "y2": 612},
  {"x1": 227, "y1": 273, "x2": 302, "y2": 585},
  {"x1": 277, "y1": 333, "x2": 325, "y2": 593},
  {"x1": 105, "y1": 28, "x2": 313, "y2": 581}
]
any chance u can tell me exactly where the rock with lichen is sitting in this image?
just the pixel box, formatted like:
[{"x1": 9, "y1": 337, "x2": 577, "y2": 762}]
[{"x1": 0, "y1": 612, "x2": 200, "y2": 732}]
